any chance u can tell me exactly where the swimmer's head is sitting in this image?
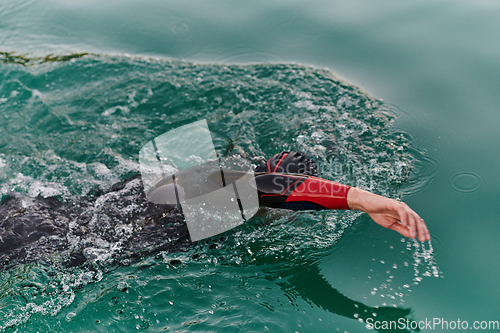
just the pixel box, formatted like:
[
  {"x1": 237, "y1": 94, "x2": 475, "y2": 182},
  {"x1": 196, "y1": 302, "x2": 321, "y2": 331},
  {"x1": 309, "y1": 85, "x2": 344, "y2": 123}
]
[{"x1": 254, "y1": 151, "x2": 318, "y2": 176}]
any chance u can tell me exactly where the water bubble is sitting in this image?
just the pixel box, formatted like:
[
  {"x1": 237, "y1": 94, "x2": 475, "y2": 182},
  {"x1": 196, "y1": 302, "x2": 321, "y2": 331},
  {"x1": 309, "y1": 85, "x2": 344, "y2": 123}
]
[
  {"x1": 296, "y1": 135, "x2": 306, "y2": 144},
  {"x1": 65, "y1": 312, "x2": 77, "y2": 322},
  {"x1": 313, "y1": 144, "x2": 326, "y2": 153},
  {"x1": 0, "y1": 158, "x2": 7, "y2": 178},
  {"x1": 117, "y1": 281, "x2": 128, "y2": 292},
  {"x1": 311, "y1": 131, "x2": 324, "y2": 142}
]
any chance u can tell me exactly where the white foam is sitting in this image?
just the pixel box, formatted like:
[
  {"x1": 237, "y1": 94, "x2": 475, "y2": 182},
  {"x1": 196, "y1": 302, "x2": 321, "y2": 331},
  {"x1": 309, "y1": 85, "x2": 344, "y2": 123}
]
[
  {"x1": 0, "y1": 158, "x2": 6, "y2": 178},
  {"x1": 102, "y1": 105, "x2": 130, "y2": 116},
  {"x1": 294, "y1": 100, "x2": 321, "y2": 112},
  {"x1": 31, "y1": 89, "x2": 43, "y2": 99},
  {"x1": 28, "y1": 180, "x2": 65, "y2": 198}
]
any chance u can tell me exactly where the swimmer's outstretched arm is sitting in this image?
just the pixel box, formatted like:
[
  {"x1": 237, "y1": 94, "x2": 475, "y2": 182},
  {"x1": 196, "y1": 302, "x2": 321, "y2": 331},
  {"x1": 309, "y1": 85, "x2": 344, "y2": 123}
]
[
  {"x1": 346, "y1": 187, "x2": 430, "y2": 243},
  {"x1": 254, "y1": 173, "x2": 430, "y2": 242}
]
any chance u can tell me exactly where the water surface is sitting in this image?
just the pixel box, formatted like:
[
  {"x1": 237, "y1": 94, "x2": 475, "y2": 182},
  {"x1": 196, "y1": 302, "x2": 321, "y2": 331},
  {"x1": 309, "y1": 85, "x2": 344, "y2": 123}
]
[{"x1": 1, "y1": 0, "x2": 500, "y2": 331}]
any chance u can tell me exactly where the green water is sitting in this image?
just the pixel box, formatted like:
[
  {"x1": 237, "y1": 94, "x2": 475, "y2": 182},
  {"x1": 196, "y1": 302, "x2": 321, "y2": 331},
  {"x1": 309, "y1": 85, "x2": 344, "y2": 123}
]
[{"x1": 1, "y1": 0, "x2": 499, "y2": 332}]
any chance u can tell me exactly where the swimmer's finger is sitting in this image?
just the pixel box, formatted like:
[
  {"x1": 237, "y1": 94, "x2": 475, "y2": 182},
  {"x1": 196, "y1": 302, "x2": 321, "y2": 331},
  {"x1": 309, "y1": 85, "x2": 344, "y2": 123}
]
[
  {"x1": 415, "y1": 214, "x2": 426, "y2": 242},
  {"x1": 396, "y1": 203, "x2": 417, "y2": 239},
  {"x1": 405, "y1": 206, "x2": 429, "y2": 242},
  {"x1": 399, "y1": 210, "x2": 409, "y2": 227},
  {"x1": 421, "y1": 219, "x2": 431, "y2": 241},
  {"x1": 392, "y1": 202, "x2": 409, "y2": 228},
  {"x1": 389, "y1": 221, "x2": 413, "y2": 239},
  {"x1": 406, "y1": 207, "x2": 417, "y2": 239}
]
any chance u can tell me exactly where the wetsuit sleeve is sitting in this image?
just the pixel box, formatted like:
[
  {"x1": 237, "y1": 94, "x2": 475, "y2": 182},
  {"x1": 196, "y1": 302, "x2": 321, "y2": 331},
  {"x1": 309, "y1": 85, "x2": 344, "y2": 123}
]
[{"x1": 254, "y1": 173, "x2": 351, "y2": 211}]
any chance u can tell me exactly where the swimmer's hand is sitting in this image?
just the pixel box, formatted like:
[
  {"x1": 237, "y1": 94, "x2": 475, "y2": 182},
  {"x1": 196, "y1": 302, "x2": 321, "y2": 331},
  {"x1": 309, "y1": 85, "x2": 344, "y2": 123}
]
[{"x1": 346, "y1": 187, "x2": 430, "y2": 242}]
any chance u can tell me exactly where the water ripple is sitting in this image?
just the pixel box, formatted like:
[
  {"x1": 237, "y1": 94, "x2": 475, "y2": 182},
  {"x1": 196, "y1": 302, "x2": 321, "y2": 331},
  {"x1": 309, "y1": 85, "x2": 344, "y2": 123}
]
[
  {"x1": 449, "y1": 171, "x2": 482, "y2": 193},
  {"x1": 401, "y1": 148, "x2": 440, "y2": 196}
]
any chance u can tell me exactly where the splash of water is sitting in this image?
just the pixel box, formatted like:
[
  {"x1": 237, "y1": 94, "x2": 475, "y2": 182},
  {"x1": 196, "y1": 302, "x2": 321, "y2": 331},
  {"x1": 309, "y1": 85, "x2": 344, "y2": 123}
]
[{"x1": 0, "y1": 53, "x2": 434, "y2": 330}]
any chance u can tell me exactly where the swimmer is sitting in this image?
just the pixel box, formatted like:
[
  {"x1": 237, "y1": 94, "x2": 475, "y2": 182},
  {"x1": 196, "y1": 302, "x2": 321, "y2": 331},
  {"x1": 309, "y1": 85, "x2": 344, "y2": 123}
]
[
  {"x1": 0, "y1": 152, "x2": 421, "y2": 329},
  {"x1": 253, "y1": 152, "x2": 430, "y2": 242},
  {"x1": 0, "y1": 150, "x2": 429, "y2": 269}
]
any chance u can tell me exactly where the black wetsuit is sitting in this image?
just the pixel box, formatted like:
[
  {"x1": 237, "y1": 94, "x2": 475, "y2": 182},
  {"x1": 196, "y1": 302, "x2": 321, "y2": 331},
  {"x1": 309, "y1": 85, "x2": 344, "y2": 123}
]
[{"x1": 0, "y1": 152, "x2": 350, "y2": 268}]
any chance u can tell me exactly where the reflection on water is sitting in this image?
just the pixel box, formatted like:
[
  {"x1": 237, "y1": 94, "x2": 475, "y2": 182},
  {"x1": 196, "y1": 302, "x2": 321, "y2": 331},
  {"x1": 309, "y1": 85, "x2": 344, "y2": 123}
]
[{"x1": 263, "y1": 253, "x2": 415, "y2": 333}]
